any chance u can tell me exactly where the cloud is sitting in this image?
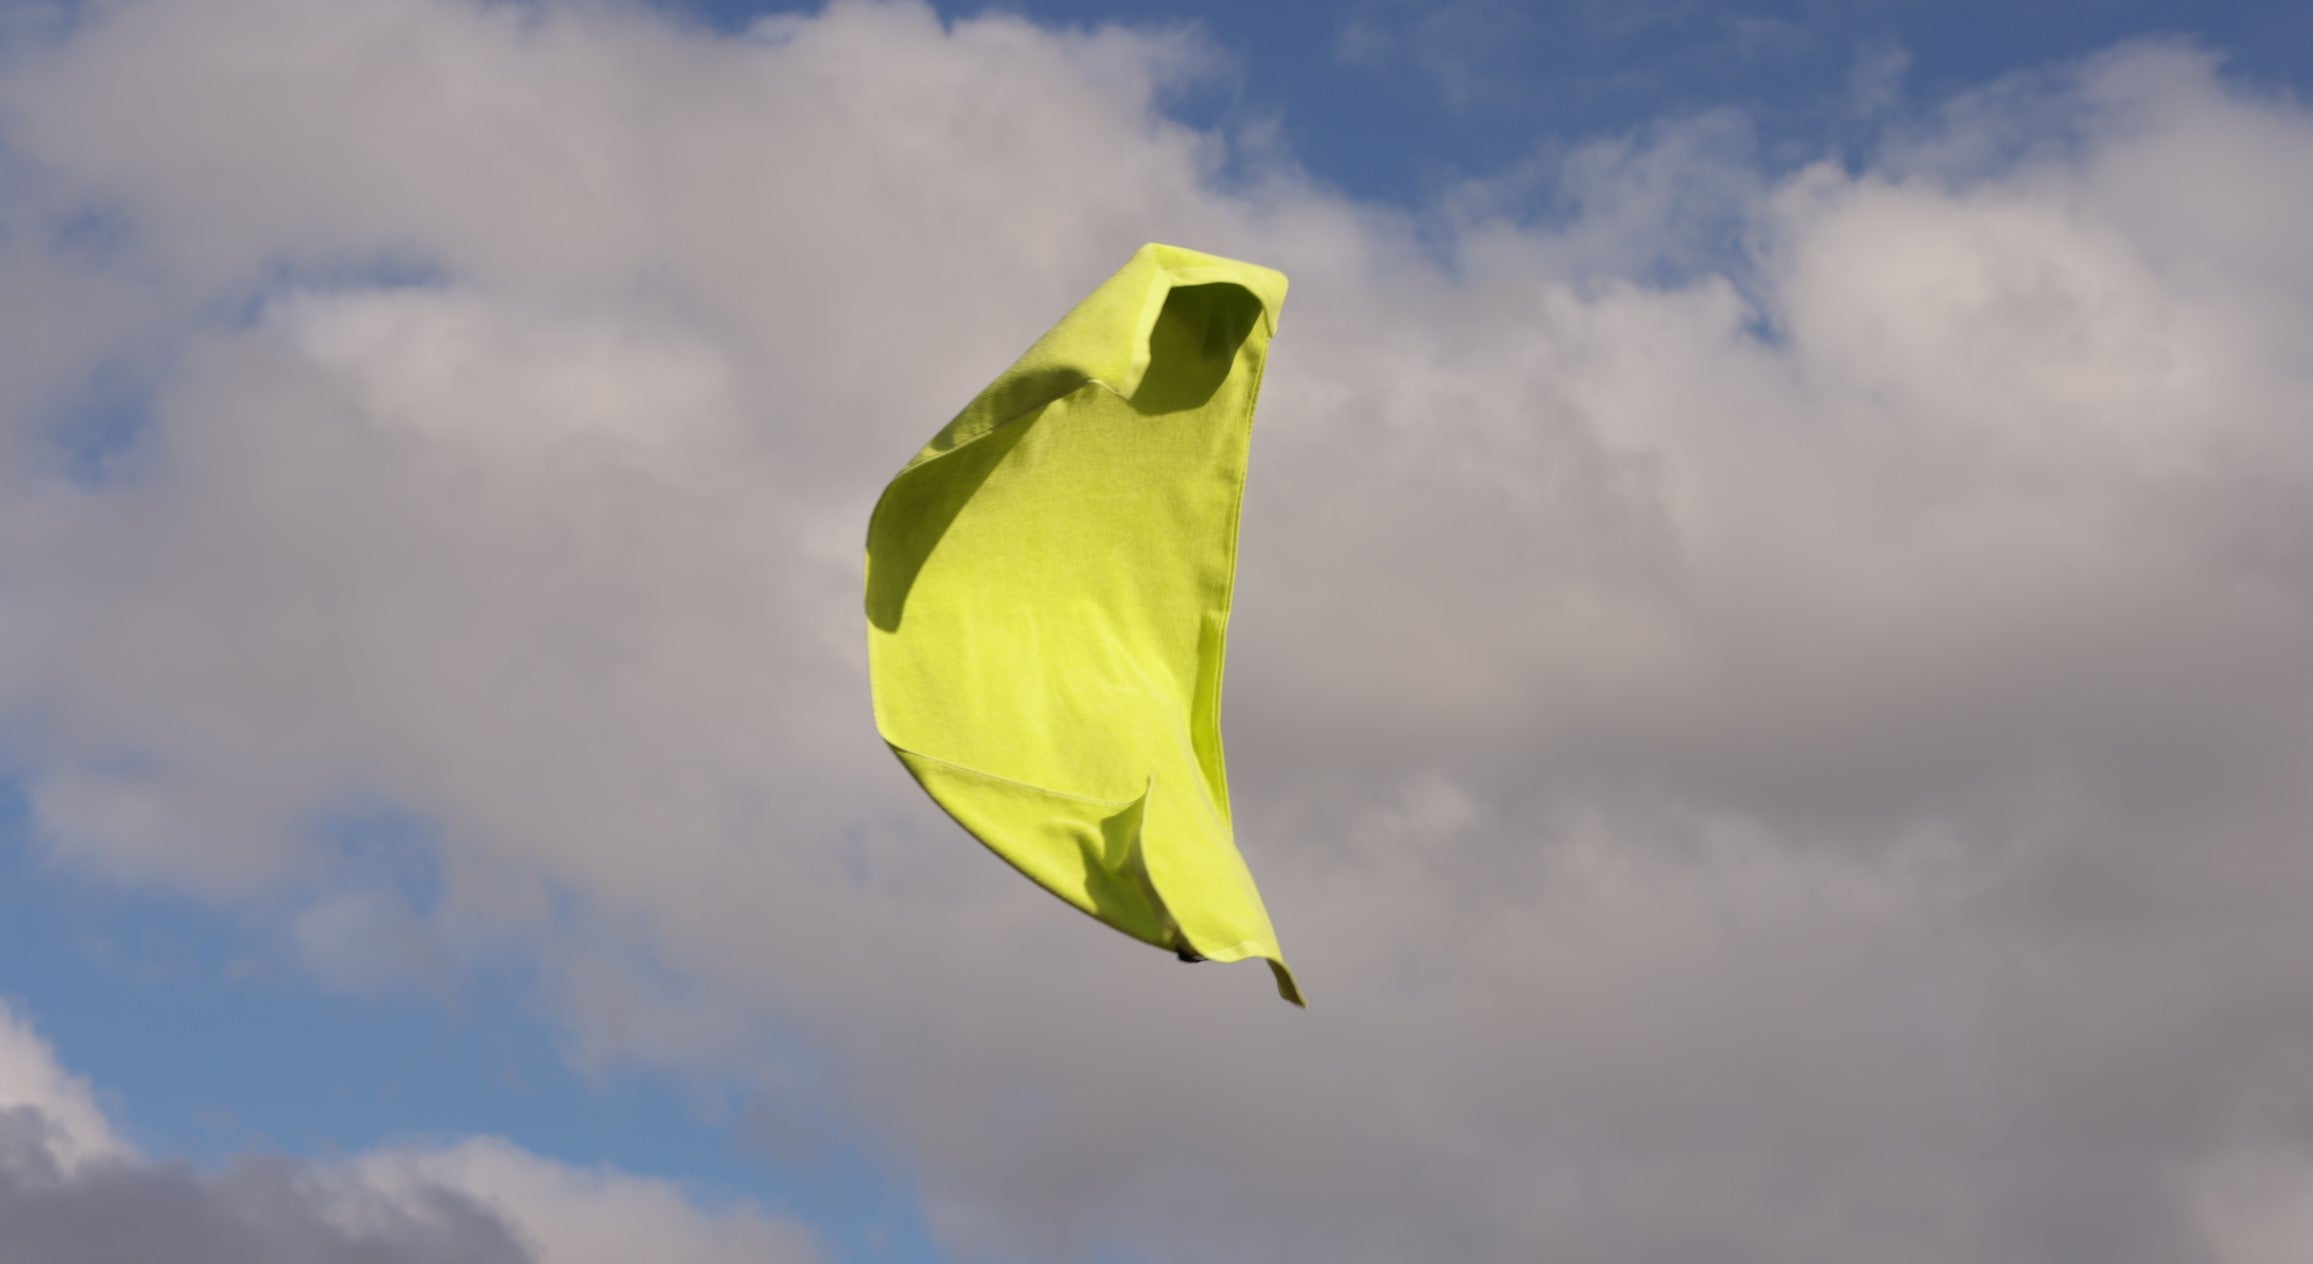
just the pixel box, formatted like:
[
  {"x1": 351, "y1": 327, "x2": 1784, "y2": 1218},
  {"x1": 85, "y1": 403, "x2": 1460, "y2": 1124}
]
[
  {"x1": 1, "y1": 2, "x2": 2312, "y2": 1262},
  {"x1": 0, "y1": 999, "x2": 125, "y2": 1172},
  {"x1": 1847, "y1": 38, "x2": 1911, "y2": 117},
  {"x1": 0, "y1": 999, "x2": 821, "y2": 1264},
  {"x1": 0, "y1": 1130, "x2": 533, "y2": 1264},
  {"x1": 291, "y1": 886, "x2": 446, "y2": 993},
  {"x1": 1334, "y1": 0, "x2": 1543, "y2": 109},
  {"x1": 365, "y1": 1140, "x2": 826, "y2": 1264}
]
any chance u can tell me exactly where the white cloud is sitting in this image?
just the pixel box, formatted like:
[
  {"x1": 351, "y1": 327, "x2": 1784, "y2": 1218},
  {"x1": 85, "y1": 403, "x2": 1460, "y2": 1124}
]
[
  {"x1": 368, "y1": 1139, "x2": 824, "y2": 1264},
  {"x1": 1, "y1": 3, "x2": 2312, "y2": 1262},
  {"x1": 0, "y1": 998, "x2": 821, "y2": 1264},
  {"x1": 0, "y1": 998, "x2": 125, "y2": 1172}
]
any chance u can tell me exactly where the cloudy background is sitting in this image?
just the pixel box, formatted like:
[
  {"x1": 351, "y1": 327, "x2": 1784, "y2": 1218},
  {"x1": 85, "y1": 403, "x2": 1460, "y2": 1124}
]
[{"x1": 2, "y1": 0, "x2": 2312, "y2": 1260}]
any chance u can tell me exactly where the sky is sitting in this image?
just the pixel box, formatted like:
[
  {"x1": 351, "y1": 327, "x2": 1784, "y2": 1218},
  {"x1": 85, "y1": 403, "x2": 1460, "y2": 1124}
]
[{"x1": 1, "y1": 0, "x2": 2312, "y2": 1261}]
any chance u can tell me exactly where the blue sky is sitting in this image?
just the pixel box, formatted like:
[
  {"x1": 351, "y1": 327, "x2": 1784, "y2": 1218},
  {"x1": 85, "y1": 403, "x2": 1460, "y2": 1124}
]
[
  {"x1": 687, "y1": 0, "x2": 2313, "y2": 203},
  {"x1": 0, "y1": 792, "x2": 932, "y2": 1258},
  {"x1": 3, "y1": 2, "x2": 2313, "y2": 1262}
]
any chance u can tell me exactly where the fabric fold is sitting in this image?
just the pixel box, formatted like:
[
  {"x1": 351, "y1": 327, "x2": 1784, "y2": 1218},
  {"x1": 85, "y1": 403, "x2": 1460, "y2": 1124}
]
[{"x1": 865, "y1": 243, "x2": 1299, "y2": 1006}]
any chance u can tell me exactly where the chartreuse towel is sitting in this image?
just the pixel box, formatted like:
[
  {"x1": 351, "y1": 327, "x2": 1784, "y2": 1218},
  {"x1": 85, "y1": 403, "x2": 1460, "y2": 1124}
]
[{"x1": 865, "y1": 243, "x2": 1300, "y2": 1006}]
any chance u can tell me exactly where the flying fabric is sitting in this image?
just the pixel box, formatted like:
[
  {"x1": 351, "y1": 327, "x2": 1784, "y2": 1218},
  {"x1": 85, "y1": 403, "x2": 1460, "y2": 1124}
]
[{"x1": 865, "y1": 243, "x2": 1300, "y2": 1005}]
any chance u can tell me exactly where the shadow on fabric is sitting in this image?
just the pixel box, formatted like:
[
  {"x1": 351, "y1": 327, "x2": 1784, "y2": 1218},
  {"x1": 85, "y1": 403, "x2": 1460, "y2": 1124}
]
[{"x1": 865, "y1": 281, "x2": 1261, "y2": 634}]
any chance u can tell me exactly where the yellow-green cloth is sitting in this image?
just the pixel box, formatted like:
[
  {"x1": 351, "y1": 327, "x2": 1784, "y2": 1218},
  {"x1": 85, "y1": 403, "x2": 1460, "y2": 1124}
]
[{"x1": 865, "y1": 243, "x2": 1299, "y2": 1006}]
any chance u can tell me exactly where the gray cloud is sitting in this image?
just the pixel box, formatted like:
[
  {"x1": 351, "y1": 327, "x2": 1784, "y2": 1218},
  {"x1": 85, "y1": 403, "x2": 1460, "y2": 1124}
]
[
  {"x1": 0, "y1": 1109, "x2": 531, "y2": 1264},
  {"x1": 0, "y1": 1109, "x2": 829, "y2": 1264},
  {"x1": 2, "y1": 3, "x2": 2313, "y2": 1262},
  {"x1": 0, "y1": 999, "x2": 826, "y2": 1264}
]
